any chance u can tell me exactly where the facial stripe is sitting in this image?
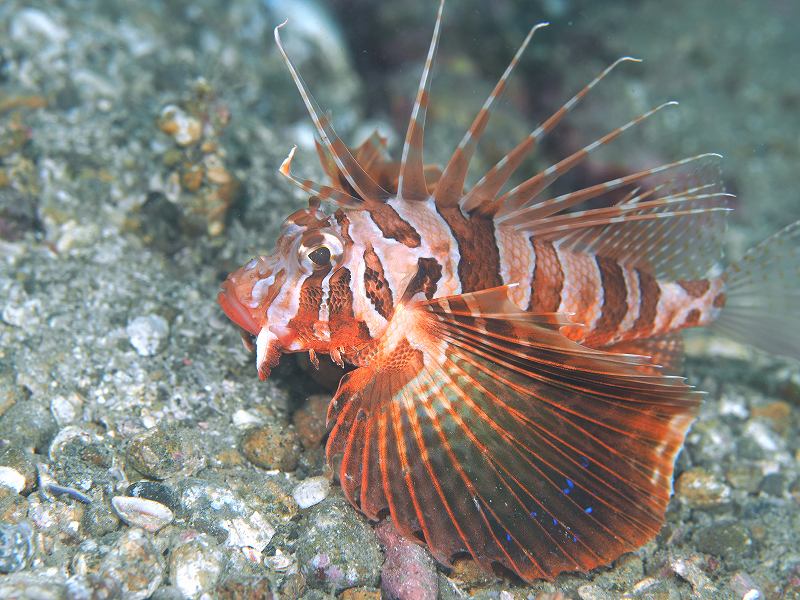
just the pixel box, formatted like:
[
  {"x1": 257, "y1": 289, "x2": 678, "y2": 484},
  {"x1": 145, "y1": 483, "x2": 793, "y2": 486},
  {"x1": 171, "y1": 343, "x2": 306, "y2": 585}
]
[
  {"x1": 334, "y1": 209, "x2": 355, "y2": 244},
  {"x1": 437, "y1": 207, "x2": 502, "y2": 292},
  {"x1": 528, "y1": 239, "x2": 564, "y2": 312},
  {"x1": 633, "y1": 268, "x2": 660, "y2": 335},
  {"x1": 366, "y1": 202, "x2": 422, "y2": 248},
  {"x1": 590, "y1": 256, "x2": 628, "y2": 341},
  {"x1": 363, "y1": 244, "x2": 394, "y2": 319},
  {"x1": 402, "y1": 257, "x2": 443, "y2": 302},
  {"x1": 318, "y1": 268, "x2": 335, "y2": 324}
]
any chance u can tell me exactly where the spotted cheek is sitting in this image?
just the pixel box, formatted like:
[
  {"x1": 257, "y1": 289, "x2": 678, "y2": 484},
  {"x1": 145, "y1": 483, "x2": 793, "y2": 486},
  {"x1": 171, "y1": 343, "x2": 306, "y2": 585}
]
[{"x1": 285, "y1": 268, "x2": 333, "y2": 350}]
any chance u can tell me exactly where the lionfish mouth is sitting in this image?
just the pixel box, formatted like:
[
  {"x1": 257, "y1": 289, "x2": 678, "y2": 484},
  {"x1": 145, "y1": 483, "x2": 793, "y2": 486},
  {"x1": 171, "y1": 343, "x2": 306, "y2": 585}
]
[{"x1": 217, "y1": 280, "x2": 283, "y2": 380}]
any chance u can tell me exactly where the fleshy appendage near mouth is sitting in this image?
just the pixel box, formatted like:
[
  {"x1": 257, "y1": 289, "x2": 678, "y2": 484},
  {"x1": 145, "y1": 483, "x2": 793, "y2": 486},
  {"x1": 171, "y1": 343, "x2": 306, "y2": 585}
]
[{"x1": 255, "y1": 327, "x2": 282, "y2": 380}]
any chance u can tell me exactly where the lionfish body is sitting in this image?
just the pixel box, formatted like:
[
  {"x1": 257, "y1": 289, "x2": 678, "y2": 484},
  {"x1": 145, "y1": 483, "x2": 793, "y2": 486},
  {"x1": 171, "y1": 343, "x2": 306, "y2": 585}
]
[{"x1": 219, "y1": 2, "x2": 800, "y2": 582}]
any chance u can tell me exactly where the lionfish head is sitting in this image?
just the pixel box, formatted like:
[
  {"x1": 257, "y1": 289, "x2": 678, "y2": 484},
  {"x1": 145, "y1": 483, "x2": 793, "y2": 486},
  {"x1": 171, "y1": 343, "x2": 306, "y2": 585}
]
[{"x1": 218, "y1": 199, "x2": 354, "y2": 380}]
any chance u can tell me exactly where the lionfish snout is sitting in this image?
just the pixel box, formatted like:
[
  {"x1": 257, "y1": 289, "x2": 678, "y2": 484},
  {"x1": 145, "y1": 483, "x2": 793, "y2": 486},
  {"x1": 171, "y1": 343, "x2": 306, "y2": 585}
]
[
  {"x1": 217, "y1": 256, "x2": 274, "y2": 335},
  {"x1": 218, "y1": 256, "x2": 286, "y2": 379}
]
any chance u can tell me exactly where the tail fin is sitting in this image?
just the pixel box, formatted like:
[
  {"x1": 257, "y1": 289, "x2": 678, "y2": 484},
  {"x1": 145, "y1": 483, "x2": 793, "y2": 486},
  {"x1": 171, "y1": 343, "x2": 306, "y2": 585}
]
[{"x1": 715, "y1": 221, "x2": 800, "y2": 359}]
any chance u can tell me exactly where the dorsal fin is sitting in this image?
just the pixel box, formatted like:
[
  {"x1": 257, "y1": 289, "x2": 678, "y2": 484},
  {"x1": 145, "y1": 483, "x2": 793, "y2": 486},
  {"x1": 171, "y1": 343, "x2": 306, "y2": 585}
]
[
  {"x1": 433, "y1": 23, "x2": 547, "y2": 210},
  {"x1": 274, "y1": 21, "x2": 390, "y2": 203},
  {"x1": 462, "y1": 57, "x2": 640, "y2": 215},
  {"x1": 279, "y1": 146, "x2": 361, "y2": 209},
  {"x1": 496, "y1": 153, "x2": 720, "y2": 226},
  {"x1": 500, "y1": 154, "x2": 733, "y2": 280},
  {"x1": 397, "y1": 0, "x2": 445, "y2": 201},
  {"x1": 495, "y1": 101, "x2": 678, "y2": 217}
]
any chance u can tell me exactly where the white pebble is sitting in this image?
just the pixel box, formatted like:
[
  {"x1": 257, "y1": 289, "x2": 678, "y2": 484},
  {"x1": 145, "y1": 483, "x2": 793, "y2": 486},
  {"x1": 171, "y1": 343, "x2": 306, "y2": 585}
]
[
  {"x1": 51, "y1": 393, "x2": 84, "y2": 426},
  {"x1": 0, "y1": 466, "x2": 26, "y2": 494},
  {"x1": 127, "y1": 315, "x2": 169, "y2": 356},
  {"x1": 231, "y1": 409, "x2": 263, "y2": 429},
  {"x1": 112, "y1": 496, "x2": 174, "y2": 533},
  {"x1": 292, "y1": 476, "x2": 330, "y2": 509},
  {"x1": 10, "y1": 8, "x2": 68, "y2": 45}
]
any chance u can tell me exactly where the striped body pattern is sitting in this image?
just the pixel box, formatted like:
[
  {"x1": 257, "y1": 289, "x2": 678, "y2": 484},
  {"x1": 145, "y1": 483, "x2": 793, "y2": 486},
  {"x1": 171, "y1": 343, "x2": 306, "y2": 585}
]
[{"x1": 219, "y1": 1, "x2": 800, "y2": 583}]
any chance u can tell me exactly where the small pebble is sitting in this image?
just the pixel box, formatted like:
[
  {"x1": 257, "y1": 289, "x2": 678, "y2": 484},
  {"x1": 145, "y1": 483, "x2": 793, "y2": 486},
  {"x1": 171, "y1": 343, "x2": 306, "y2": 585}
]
[
  {"x1": 292, "y1": 476, "x2": 330, "y2": 509},
  {"x1": 112, "y1": 495, "x2": 174, "y2": 533},
  {"x1": 9, "y1": 8, "x2": 68, "y2": 45},
  {"x1": 292, "y1": 394, "x2": 330, "y2": 450},
  {"x1": 220, "y1": 509, "x2": 275, "y2": 555},
  {"x1": 126, "y1": 314, "x2": 169, "y2": 357},
  {"x1": 159, "y1": 105, "x2": 202, "y2": 146},
  {"x1": 743, "y1": 420, "x2": 784, "y2": 453},
  {"x1": 126, "y1": 423, "x2": 204, "y2": 479},
  {"x1": 0, "y1": 466, "x2": 25, "y2": 494},
  {"x1": 694, "y1": 521, "x2": 752, "y2": 560},
  {"x1": 231, "y1": 409, "x2": 263, "y2": 429},
  {"x1": 758, "y1": 472, "x2": 785, "y2": 496},
  {"x1": 750, "y1": 400, "x2": 792, "y2": 435},
  {"x1": 99, "y1": 528, "x2": 164, "y2": 600},
  {"x1": 729, "y1": 572, "x2": 763, "y2": 600},
  {"x1": 675, "y1": 467, "x2": 731, "y2": 508},
  {"x1": 215, "y1": 576, "x2": 273, "y2": 599},
  {"x1": 240, "y1": 423, "x2": 301, "y2": 472},
  {"x1": 81, "y1": 502, "x2": 120, "y2": 537},
  {"x1": 0, "y1": 446, "x2": 36, "y2": 495},
  {"x1": 0, "y1": 522, "x2": 32, "y2": 574},
  {"x1": 169, "y1": 535, "x2": 224, "y2": 599},
  {"x1": 0, "y1": 573, "x2": 67, "y2": 599},
  {"x1": 725, "y1": 464, "x2": 763, "y2": 493},
  {"x1": 50, "y1": 392, "x2": 84, "y2": 426}
]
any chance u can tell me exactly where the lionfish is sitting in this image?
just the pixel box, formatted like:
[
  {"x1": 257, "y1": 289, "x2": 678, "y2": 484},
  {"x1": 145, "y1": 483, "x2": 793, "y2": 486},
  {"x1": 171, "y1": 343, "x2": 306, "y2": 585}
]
[{"x1": 219, "y1": 2, "x2": 799, "y2": 582}]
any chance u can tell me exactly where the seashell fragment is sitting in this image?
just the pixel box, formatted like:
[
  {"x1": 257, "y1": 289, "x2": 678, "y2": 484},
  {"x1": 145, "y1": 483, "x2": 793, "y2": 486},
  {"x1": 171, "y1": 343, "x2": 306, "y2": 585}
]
[{"x1": 111, "y1": 495, "x2": 174, "y2": 533}]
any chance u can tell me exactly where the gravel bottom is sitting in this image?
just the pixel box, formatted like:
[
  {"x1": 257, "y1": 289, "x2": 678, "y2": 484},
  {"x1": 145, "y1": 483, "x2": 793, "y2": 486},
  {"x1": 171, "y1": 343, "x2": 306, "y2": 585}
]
[{"x1": 1, "y1": 0, "x2": 798, "y2": 598}]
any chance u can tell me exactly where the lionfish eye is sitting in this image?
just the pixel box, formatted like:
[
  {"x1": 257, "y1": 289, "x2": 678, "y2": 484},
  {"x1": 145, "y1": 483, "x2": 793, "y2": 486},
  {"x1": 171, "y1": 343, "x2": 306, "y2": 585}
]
[
  {"x1": 308, "y1": 245, "x2": 331, "y2": 267},
  {"x1": 298, "y1": 230, "x2": 344, "y2": 273}
]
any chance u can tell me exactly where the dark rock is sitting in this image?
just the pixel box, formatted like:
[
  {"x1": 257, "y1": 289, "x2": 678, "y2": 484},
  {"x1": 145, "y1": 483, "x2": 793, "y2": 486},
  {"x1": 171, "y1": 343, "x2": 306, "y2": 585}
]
[
  {"x1": 80, "y1": 502, "x2": 120, "y2": 537},
  {"x1": 694, "y1": 522, "x2": 752, "y2": 561},
  {"x1": 126, "y1": 480, "x2": 179, "y2": 511},
  {"x1": 0, "y1": 398, "x2": 58, "y2": 454},
  {"x1": 126, "y1": 422, "x2": 204, "y2": 480},
  {"x1": 296, "y1": 494, "x2": 382, "y2": 592},
  {"x1": 758, "y1": 472, "x2": 785, "y2": 496}
]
